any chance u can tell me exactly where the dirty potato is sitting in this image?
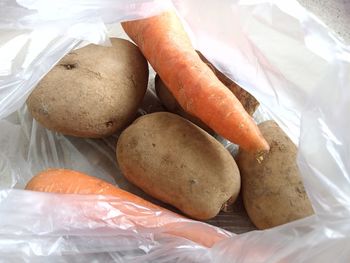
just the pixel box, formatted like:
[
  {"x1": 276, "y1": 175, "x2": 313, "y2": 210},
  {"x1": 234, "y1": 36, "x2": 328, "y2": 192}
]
[
  {"x1": 237, "y1": 120, "x2": 314, "y2": 229},
  {"x1": 116, "y1": 112, "x2": 241, "y2": 220},
  {"x1": 27, "y1": 38, "x2": 148, "y2": 138}
]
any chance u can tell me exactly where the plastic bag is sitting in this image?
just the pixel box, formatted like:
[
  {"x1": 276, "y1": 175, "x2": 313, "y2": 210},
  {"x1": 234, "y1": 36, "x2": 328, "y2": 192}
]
[{"x1": 1, "y1": 0, "x2": 350, "y2": 262}]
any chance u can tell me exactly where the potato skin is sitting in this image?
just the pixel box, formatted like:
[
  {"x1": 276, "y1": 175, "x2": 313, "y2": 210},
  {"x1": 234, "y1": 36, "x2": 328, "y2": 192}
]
[
  {"x1": 237, "y1": 120, "x2": 314, "y2": 229},
  {"x1": 116, "y1": 112, "x2": 241, "y2": 220},
  {"x1": 27, "y1": 38, "x2": 148, "y2": 138}
]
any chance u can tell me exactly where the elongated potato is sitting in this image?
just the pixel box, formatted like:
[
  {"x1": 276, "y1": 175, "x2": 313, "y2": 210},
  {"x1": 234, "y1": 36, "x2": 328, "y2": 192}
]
[
  {"x1": 116, "y1": 112, "x2": 241, "y2": 220},
  {"x1": 27, "y1": 38, "x2": 148, "y2": 138},
  {"x1": 237, "y1": 120, "x2": 314, "y2": 229}
]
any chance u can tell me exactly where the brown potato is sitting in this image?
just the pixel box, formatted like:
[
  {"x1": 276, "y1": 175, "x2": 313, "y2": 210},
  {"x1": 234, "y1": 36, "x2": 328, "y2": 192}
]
[
  {"x1": 237, "y1": 120, "x2": 314, "y2": 229},
  {"x1": 154, "y1": 51, "x2": 259, "y2": 133},
  {"x1": 27, "y1": 38, "x2": 148, "y2": 138},
  {"x1": 116, "y1": 112, "x2": 241, "y2": 220}
]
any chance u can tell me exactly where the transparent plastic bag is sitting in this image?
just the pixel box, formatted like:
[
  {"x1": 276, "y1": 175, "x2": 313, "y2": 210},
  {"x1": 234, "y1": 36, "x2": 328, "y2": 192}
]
[{"x1": 1, "y1": 0, "x2": 350, "y2": 262}]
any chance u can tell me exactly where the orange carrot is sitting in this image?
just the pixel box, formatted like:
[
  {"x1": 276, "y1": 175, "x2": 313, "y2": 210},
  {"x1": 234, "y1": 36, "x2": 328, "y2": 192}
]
[
  {"x1": 122, "y1": 11, "x2": 269, "y2": 154},
  {"x1": 25, "y1": 169, "x2": 231, "y2": 247},
  {"x1": 25, "y1": 168, "x2": 158, "y2": 209}
]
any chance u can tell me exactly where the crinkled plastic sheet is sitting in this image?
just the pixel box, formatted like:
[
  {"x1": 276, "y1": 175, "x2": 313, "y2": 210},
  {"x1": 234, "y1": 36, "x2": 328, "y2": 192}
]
[{"x1": 1, "y1": 0, "x2": 350, "y2": 262}]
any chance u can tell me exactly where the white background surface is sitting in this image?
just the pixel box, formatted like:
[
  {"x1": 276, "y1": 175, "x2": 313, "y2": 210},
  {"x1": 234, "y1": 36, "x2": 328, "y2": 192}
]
[{"x1": 298, "y1": 0, "x2": 350, "y2": 43}]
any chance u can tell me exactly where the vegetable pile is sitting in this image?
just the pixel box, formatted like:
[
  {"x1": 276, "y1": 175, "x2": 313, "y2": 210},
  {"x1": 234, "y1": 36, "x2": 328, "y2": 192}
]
[{"x1": 24, "y1": 11, "x2": 314, "y2": 246}]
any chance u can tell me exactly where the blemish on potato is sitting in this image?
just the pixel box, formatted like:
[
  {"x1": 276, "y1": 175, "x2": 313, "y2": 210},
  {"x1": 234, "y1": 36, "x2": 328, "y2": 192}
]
[
  {"x1": 61, "y1": 63, "x2": 77, "y2": 70},
  {"x1": 105, "y1": 120, "x2": 114, "y2": 127}
]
